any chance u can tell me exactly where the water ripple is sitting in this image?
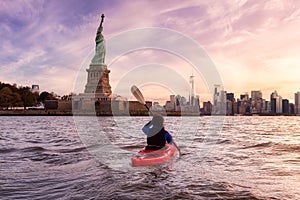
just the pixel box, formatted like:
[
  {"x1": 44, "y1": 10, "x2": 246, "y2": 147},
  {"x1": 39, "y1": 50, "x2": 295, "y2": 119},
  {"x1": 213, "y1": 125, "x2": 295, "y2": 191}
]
[{"x1": 0, "y1": 116, "x2": 299, "y2": 199}]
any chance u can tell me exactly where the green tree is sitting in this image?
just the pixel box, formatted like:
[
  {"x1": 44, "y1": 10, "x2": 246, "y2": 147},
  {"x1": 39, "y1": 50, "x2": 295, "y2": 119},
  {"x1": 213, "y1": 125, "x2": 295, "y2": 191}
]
[
  {"x1": 61, "y1": 93, "x2": 74, "y2": 100},
  {"x1": 18, "y1": 86, "x2": 36, "y2": 109},
  {"x1": 38, "y1": 91, "x2": 57, "y2": 104},
  {"x1": 0, "y1": 87, "x2": 15, "y2": 109},
  {"x1": 11, "y1": 92, "x2": 22, "y2": 107}
]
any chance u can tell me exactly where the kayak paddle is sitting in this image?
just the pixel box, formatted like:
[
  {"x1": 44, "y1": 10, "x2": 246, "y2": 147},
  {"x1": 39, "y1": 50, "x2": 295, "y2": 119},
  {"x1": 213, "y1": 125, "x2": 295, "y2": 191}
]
[
  {"x1": 131, "y1": 85, "x2": 152, "y2": 114},
  {"x1": 130, "y1": 85, "x2": 182, "y2": 156}
]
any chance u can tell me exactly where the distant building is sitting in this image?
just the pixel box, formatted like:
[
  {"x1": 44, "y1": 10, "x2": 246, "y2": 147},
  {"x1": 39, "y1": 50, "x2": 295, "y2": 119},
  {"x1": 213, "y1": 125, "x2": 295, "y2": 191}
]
[
  {"x1": 271, "y1": 98, "x2": 276, "y2": 114},
  {"x1": 187, "y1": 73, "x2": 200, "y2": 112},
  {"x1": 251, "y1": 90, "x2": 262, "y2": 100},
  {"x1": 195, "y1": 95, "x2": 200, "y2": 107},
  {"x1": 226, "y1": 100, "x2": 233, "y2": 115},
  {"x1": 240, "y1": 93, "x2": 249, "y2": 101},
  {"x1": 282, "y1": 99, "x2": 289, "y2": 115},
  {"x1": 270, "y1": 91, "x2": 282, "y2": 114},
  {"x1": 261, "y1": 99, "x2": 271, "y2": 114},
  {"x1": 175, "y1": 95, "x2": 183, "y2": 111},
  {"x1": 170, "y1": 95, "x2": 176, "y2": 106},
  {"x1": 233, "y1": 101, "x2": 239, "y2": 114},
  {"x1": 189, "y1": 74, "x2": 196, "y2": 106},
  {"x1": 152, "y1": 102, "x2": 164, "y2": 111},
  {"x1": 225, "y1": 92, "x2": 235, "y2": 115},
  {"x1": 226, "y1": 93, "x2": 234, "y2": 102},
  {"x1": 213, "y1": 85, "x2": 226, "y2": 115},
  {"x1": 164, "y1": 95, "x2": 176, "y2": 111},
  {"x1": 237, "y1": 99, "x2": 250, "y2": 115},
  {"x1": 31, "y1": 85, "x2": 39, "y2": 94},
  {"x1": 289, "y1": 103, "x2": 295, "y2": 115},
  {"x1": 162, "y1": 73, "x2": 200, "y2": 113},
  {"x1": 295, "y1": 92, "x2": 300, "y2": 114},
  {"x1": 250, "y1": 90, "x2": 262, "y2": 114},
  {"x1": 44, "y1": 100, "x2": 58, "y2": 110},
  {"x1": 165, "y1": 101, "x2": 174, "y2": 111},
  {"x1": 203, "y1": 101, "x2": 212, "y2": 115}
]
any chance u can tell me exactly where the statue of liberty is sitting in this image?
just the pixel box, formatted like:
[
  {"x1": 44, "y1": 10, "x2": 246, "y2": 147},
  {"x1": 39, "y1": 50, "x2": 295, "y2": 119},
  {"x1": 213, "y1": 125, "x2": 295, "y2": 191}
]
[{"x1": 92, "y1": 14, "x2": 106, "y2": 64}]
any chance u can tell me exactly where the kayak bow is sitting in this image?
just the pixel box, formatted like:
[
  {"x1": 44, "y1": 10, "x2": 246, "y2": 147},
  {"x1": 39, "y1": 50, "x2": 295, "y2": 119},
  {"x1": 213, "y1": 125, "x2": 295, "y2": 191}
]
[{"x1": 131, "y1": 143, "x2": 177, "y2": 167}]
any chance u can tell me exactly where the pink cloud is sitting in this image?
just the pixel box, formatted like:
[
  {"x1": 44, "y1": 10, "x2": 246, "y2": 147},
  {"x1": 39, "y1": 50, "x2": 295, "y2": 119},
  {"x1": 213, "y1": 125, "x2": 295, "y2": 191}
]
[{"x1": 1, "y1": 0, "x2": 300, "y2": 102}]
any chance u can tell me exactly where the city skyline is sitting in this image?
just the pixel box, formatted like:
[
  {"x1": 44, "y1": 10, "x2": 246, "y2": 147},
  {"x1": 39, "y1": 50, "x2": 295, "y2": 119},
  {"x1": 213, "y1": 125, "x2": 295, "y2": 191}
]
[
  {"x1": 1, "y1": 1, "x2": 300, "y2": 103},
  {"x1": 1, "y1": 79, "x2": 298, "y2": 105},
  {"x1": 154, "y1": 88, "x2": 299, "y2": 106}
]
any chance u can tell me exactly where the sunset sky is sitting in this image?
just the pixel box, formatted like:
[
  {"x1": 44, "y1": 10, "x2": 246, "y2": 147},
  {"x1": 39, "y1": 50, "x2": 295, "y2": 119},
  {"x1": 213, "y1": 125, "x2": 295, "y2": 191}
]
[{"x1": 1, "y1": 0, "x2": 300, "y2": 104}]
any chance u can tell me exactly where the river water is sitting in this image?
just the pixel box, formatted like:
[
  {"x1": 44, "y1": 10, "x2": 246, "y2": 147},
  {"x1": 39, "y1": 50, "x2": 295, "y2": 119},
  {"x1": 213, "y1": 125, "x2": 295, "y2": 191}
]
[{"x1": 0, "y1": 116, "x2": 299, "y2": 199}]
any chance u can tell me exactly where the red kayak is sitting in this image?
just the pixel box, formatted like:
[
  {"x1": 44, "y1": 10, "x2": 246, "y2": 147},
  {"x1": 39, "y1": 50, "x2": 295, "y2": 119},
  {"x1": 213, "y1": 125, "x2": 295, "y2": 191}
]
[{"x1": 131, "y1": 143, "x2": 177, "y2": 167}]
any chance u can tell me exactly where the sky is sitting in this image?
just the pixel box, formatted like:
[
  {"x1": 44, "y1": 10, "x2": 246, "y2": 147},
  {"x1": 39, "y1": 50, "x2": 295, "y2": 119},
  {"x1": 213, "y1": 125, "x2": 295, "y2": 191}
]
[{"x1": 1, "y1": 0, "x2": 300, "y2": 104}]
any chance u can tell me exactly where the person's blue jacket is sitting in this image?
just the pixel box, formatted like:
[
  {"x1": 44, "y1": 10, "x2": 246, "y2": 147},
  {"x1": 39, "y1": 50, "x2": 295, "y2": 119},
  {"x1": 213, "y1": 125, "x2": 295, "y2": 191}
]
[{"x1": 142, "y1": 121, "x2": 173, "y2": 144}]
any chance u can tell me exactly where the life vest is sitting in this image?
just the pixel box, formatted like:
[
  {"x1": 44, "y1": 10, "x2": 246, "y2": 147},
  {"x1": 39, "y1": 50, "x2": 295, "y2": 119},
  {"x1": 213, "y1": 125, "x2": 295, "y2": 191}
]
[{"x1": 146, "y1": 127, "x2": 166, "y2": 150}]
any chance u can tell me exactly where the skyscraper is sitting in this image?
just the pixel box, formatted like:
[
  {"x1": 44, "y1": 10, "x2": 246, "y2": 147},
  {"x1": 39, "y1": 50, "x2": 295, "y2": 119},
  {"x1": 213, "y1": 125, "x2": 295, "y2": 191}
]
[
  {"x1": 270, "y1": 91, "x2": 282, "y2": 114},
  {"x1": 251, "y1": 90, "x2": 262, "y2": 100},
  {"x1": 189, "y1": 74, "x2": 196, "y2": 106},
  {"x1": 226, "y1": 93, "x2": 234, "y2": 102},
  {"x1": 295, "y1": 92, "x2": 300, "y2": 114},
  {"x1": 213, "y1": 85, "x2": 226, "y2": 114},
  {"x1": 282, "y1": 99, "x2": 289, "y2": 115},
  {"x1": 251, "y1": 90, "x2": 262, "y2": 113},
  {"x1": 240, "y1": 93, "x2": 249, "y2": 101}
]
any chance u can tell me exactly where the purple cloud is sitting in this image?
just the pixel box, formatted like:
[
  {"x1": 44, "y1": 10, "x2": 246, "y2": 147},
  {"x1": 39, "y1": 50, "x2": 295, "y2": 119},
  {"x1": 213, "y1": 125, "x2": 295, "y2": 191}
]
[{"x1": 0, "y1": 0, "x2": 300, "y2": 102}]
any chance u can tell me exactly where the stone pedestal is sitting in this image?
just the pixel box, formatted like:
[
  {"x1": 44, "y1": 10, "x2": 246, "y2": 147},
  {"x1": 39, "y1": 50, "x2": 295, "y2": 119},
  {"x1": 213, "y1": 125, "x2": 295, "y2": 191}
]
[{"x1": 84, "y1": 63, "x2": 112, "y2": 99}]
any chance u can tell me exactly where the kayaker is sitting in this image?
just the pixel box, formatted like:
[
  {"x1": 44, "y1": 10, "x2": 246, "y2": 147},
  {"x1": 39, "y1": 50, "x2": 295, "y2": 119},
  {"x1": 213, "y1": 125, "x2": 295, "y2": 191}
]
[{"x1": 142, "y1": 114, "x2": 173, "y2": 150}]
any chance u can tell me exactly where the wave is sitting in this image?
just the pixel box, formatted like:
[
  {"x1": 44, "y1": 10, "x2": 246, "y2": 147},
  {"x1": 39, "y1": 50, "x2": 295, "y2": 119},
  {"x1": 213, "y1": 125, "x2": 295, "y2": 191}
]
[
  {"x1": 0, "y1": 147, "x2": 18, "y2": 154},
  {"x1": 273, "y1": 143, "x2": 300, "y2": 153},
  {"x1": 22, "y1": 146, "x2": 47, "y2": 152},
  {"x1": 242, "y1": 142, "x2": 273, "y2": 149},
  {"x1": 241, "y1": 141, "x2": 300, "y2": 153},
  {"x1": 56, "y1": 147, "x2": 87, "y2": 153},
  {"x1": 120, "y1": 144, "x2": 145, "y2": 150}
]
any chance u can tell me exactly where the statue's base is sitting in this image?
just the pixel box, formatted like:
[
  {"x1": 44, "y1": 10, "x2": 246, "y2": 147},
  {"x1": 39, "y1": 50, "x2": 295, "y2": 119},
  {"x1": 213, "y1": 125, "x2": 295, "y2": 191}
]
[{"x1": 84, "y1": 63, "x2": 112, "y2": 95}]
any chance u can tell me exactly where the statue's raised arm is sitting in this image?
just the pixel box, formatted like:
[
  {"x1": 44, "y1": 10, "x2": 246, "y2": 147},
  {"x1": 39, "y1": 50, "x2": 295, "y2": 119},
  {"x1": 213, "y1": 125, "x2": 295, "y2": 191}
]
[{"x1": 100, "y1": 14, "x2": 105, "y2": 27}]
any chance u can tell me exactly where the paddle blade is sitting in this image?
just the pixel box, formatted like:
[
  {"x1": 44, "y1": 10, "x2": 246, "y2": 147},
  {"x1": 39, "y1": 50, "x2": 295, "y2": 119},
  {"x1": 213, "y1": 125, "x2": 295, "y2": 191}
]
[{"x1": 131, "y1": 85, "x2": 146, "y2": 105}]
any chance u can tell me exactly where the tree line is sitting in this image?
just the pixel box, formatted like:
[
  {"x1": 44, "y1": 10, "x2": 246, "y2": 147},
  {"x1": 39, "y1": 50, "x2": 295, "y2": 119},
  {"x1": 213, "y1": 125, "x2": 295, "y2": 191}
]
[{"x1": 0, "y1": 82, "x2": 57, "y2": 109}]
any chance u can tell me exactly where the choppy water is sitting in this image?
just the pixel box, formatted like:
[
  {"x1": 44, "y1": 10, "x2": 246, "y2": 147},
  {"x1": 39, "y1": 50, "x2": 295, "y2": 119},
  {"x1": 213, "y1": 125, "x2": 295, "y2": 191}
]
[{"x1": 0, "y1": 116, "x2": 299, "y2": 199}]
